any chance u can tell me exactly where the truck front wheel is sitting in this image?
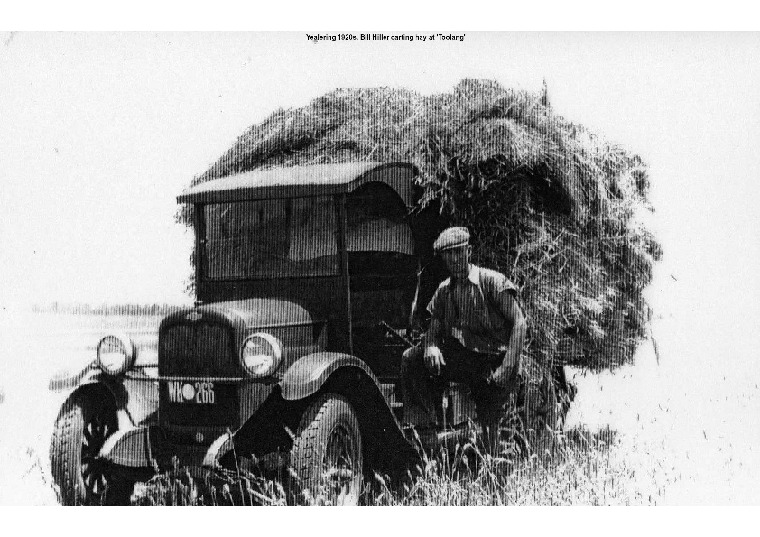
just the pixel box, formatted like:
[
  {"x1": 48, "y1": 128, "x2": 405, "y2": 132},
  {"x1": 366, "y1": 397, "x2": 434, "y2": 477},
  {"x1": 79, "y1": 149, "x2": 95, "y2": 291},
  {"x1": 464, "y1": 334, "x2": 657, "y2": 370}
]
[
  {"x1": 50, "y1": 391, "x2": 133, "y2": 505},
  {"x1": 290, "y1": 393, "x2": 363, "y2": 505}
]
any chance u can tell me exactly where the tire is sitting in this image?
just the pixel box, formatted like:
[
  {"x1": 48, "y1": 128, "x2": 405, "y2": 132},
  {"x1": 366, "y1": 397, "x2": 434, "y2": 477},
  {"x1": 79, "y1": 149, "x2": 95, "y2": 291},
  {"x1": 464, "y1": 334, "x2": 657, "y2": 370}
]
[
  {"x1": 289, "y1": 394, "x2": 363, "y2": 505},
  {"x1": 50, "y1": 392, "x2": 133, "y2": 505}
]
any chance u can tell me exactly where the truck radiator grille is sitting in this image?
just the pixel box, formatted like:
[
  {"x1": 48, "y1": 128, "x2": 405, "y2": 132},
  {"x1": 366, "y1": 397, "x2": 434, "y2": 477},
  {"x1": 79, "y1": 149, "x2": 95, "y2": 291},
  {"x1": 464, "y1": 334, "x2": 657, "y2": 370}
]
[{"x1": 159, "y1": 323, "x2": 237, "y2": 377}]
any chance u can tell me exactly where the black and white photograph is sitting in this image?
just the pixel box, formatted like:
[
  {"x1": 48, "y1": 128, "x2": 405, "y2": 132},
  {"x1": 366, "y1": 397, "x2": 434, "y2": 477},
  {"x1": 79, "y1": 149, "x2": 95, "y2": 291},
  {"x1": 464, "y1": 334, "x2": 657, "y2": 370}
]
[{"x1": 1, "y1": 26, "x2": 759, "y2": 513}]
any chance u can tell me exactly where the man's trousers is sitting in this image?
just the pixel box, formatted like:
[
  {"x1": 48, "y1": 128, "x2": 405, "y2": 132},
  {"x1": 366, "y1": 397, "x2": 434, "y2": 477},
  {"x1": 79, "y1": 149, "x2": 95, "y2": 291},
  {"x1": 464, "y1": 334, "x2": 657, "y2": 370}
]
[{"x1": 400, "y1": 338, "x2": 515, "y2": 431}]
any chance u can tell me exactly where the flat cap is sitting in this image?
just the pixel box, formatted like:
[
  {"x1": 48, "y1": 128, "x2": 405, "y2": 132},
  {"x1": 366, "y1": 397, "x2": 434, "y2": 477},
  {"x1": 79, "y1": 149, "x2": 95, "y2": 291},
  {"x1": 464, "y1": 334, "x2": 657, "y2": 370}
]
[{"x1": 433, "y1": 226, "x2": 470, "y2": 252}]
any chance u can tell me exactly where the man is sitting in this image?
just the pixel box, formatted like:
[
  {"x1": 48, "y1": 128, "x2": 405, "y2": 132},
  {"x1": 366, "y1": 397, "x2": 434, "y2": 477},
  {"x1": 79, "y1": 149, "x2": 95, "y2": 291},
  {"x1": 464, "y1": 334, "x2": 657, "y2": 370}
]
[{"x1": 401, "y1": 226, "x2": 527, "y2": 453}]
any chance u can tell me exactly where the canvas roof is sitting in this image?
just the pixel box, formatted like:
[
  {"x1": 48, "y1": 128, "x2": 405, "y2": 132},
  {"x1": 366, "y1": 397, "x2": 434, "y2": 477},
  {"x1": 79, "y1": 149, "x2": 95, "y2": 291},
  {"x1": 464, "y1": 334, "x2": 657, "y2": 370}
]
[{"x1": 178, "y1": 162, "x2": 418, "y2": 205}]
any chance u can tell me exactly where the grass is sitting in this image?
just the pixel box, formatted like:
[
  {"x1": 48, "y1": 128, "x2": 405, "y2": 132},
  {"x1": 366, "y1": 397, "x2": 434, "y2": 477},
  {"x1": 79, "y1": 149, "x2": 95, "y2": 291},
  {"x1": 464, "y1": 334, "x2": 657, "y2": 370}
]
[
  {"x1": 369, "y1": 426, "x2": 668, "y2": 506},
  {"x1": 132, "y1": 465, "x2": 289, "y2": 506},
  {"x1": 128, "y1": 426, "x2": 667, "y2": 506}
]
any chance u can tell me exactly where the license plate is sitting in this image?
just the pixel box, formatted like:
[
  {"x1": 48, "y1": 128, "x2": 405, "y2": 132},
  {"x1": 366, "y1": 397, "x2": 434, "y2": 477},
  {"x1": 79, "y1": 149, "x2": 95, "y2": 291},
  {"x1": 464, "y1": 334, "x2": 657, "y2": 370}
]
[{"x1": 167, "y1": 381, "x2": 215, "y2": 404}]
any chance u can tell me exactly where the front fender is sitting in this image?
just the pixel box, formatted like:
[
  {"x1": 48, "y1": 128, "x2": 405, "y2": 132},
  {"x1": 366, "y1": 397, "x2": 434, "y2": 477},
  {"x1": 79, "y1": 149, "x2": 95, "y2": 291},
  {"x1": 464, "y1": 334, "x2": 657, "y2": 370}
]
[
  {"x1": 279, "y1": 352, "x2": 379, "y2": 401},
  {"x1": 50, "y1": 364, "x2": 158, "y2": 430},
  {"x1": 280, "y1": 352, "x2": 421, "y2": 476}
]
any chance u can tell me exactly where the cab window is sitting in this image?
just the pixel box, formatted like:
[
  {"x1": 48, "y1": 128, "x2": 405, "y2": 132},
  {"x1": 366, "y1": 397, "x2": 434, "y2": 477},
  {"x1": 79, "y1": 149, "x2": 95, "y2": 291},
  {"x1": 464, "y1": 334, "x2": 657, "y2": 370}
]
[
  {"x1": 346, "y1": 183, "x2": 416, "y2": 278},
  {"x1": 202, "y1": 196, "x2": 339, "y2": 280}
]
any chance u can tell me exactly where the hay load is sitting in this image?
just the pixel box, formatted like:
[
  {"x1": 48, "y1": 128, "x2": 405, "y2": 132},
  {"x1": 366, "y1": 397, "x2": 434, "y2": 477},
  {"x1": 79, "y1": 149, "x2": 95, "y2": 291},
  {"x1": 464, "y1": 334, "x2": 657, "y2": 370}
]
[{"x1": 185, "y1": 79, "x2": 661, "y2": 370}]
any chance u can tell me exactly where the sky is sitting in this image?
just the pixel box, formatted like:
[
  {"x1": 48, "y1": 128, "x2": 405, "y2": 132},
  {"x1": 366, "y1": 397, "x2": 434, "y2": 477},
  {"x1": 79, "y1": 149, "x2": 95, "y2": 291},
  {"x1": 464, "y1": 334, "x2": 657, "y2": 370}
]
[{"x1": 1, "y1": 32, "x2": 759, "y2": 323}]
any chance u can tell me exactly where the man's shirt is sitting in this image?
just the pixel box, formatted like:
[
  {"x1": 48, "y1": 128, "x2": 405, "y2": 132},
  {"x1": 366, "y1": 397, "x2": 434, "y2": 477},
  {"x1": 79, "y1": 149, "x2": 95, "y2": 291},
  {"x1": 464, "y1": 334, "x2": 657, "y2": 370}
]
[{"x1": 425, "y1": 265, "x2": 520, "y2": 355}]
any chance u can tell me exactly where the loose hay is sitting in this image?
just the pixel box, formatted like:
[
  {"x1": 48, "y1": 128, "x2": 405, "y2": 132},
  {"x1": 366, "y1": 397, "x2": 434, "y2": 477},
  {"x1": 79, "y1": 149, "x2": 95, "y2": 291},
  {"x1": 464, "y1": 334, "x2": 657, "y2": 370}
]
[{"x1": 181, "y1": 79, "x2": 661, "y2": 370}]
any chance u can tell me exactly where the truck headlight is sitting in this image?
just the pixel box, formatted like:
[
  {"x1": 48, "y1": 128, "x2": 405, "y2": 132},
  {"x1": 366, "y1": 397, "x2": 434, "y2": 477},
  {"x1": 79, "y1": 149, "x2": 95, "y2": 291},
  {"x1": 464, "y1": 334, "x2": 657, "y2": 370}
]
[
  {"x1": 240, "y1": 333, "x2": 283, "y2": 377},
  {"x1": 96, "y1": 333, "x2": 136, "y2": 375}
]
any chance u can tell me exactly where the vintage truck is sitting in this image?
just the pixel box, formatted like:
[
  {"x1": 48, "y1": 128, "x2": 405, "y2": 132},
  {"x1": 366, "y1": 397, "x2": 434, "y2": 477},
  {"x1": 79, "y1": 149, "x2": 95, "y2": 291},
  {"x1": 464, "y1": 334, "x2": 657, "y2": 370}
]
[{"x1": 48, "y1": 161, "x2": 573, "y2": 505}]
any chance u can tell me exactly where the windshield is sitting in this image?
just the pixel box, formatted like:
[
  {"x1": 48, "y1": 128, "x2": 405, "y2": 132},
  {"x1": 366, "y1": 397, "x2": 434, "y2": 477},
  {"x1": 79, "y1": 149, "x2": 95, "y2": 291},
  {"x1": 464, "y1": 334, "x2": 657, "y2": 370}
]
[{"x1": 202, "y1": 197, "x2": 339, "y2": 280}]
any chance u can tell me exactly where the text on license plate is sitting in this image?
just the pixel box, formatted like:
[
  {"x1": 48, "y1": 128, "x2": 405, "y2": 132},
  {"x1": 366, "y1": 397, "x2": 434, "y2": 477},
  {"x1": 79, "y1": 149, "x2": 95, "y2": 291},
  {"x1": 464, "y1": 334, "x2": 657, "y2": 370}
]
[{"x1": 168, "y1": 381, "x2": 215, "y2": 404}]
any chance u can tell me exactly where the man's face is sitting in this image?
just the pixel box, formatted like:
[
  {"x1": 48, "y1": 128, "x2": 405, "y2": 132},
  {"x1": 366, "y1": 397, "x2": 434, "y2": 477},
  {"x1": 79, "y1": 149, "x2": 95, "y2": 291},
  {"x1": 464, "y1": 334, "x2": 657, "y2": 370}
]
[{"x1": 440, "y1": 246, "x2": 470, "y2": 279}]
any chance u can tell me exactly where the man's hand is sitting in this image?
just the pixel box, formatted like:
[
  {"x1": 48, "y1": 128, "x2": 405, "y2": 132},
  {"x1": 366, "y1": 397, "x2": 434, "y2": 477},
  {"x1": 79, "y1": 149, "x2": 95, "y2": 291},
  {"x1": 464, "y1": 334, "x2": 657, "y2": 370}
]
[{"x1": 423, "y1": 346, "x2": 446, "y2": 376}]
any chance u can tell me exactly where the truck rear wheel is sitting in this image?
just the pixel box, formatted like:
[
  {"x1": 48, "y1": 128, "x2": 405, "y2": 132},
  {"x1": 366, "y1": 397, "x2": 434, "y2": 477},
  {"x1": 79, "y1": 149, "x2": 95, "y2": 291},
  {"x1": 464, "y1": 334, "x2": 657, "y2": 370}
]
[
  {"x1": 290, "y1": 393, "x2": 363, "y2": 505},
  {"x1": 50, "y1": 391, "x2": 133, "y2": 505}
]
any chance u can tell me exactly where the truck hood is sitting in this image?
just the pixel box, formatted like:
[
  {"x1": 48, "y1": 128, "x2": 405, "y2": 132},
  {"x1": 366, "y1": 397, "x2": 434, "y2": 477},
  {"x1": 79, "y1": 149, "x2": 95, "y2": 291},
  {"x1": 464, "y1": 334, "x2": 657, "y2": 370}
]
[
  {"x1": 203, "y1": 298, "x2": 315, "y2": 327},
  {"x1": 161, "y1": 298, "x2": 317, "y2": 331}
]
